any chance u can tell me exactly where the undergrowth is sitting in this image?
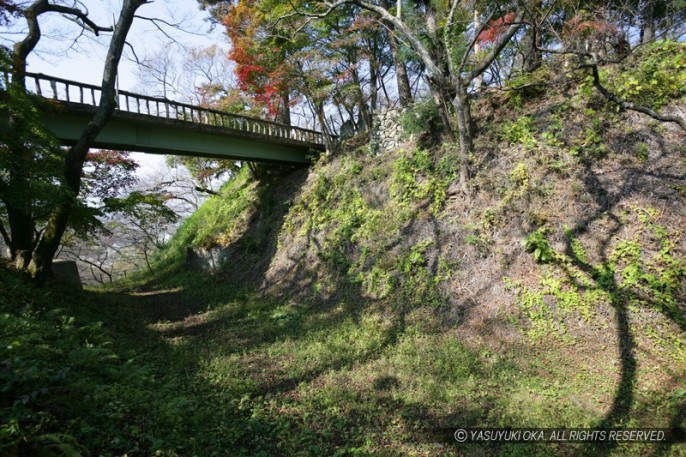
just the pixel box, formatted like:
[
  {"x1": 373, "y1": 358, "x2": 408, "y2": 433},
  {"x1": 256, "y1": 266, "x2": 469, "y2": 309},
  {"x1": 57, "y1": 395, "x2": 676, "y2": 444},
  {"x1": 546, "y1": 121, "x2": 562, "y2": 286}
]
[
  {"x1": 282, "y1": 147, "x2": 456, "y2": 306},
  {"x1": 510, "y1": 209, "x2": 686, "y2": 347},
  {"x1": 2, "y1": 42, "x2": 686, "y2": 457}
]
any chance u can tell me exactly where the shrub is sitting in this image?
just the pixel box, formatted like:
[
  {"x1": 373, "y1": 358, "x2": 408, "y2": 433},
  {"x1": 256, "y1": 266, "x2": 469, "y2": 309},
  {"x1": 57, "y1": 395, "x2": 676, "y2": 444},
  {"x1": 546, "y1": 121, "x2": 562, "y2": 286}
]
[
  {"x1": 609, "y1": 40, "x2": 686, "y2": 110},
  {"x1": 399, "y1": 100, "x2": 440, "y2": 138}
]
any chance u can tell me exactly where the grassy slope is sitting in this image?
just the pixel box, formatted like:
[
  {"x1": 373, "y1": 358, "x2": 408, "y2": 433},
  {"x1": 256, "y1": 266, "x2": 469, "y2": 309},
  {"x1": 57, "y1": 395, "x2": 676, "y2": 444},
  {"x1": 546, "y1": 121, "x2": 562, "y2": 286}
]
[{"x1": 2, "y1": 44, "x2": 686, "y2": 456}]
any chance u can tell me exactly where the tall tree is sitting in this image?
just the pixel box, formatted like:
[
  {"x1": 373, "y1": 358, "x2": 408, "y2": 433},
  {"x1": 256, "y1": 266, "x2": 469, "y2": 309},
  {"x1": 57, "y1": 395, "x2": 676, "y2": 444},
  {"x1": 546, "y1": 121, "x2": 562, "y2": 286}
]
[
  {"x1": 300, "y1": 0, "x2": 523, "y2": 191},
  {"x1": 28, "y1": 0, "x2": 149, "y2": 281},
  {"x1": 2, "y1": 0, "x2": 112, "y2": 269},
  {"x1": 222, "y1": 0, "x2": 293, "y2": 124},
  {"x1": 381, "y1": 0, "x2": 413, "y2": 107}
]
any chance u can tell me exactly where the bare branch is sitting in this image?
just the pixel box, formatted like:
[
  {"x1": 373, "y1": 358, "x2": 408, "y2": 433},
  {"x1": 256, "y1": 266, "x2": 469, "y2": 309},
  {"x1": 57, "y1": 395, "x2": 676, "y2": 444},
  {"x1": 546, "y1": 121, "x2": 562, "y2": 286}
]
[
  {"x1": 124, "y1": 41, "x2": 142, "y2": 65},
  {"x1": 350, "y1": 0, "x2": 448, "y2": 86},
  {"x1": 134, "y1": 14, "x2": 206, "y2": 41},
  {"x1": 465, "y1": 13, "x2": 525, "y2": 82},
  {"x1": 44, "y1": 3, "x2": 113, "y2": 35},
  {"x1": 584, "y1": 62, "x2": 686, "y2": 133},
  {"x1": 457, "y1": 8, "x2": 497, "y2": 76}
]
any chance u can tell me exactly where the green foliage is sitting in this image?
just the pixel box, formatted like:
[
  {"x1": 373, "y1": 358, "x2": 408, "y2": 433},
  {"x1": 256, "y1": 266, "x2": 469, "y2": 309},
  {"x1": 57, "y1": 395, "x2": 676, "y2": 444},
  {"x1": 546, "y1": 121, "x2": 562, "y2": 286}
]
[
  {"x1": 513, "y1": 210, "x2": 686, "y2": 344},
  {"x1": 280, "y1": 151, "x2": 453, "y2": 307},
  {"x1": 505, "y1": 66, "x2": 555, "y2": 105},
  {"x1": 609, "y1": 40, "x2": 686, "y2": 110},
  {"x1": 168, "y1": 166, "x2": 255, "y2": 251},
  {"x1": 0, "y1": 69, "x2": 65, "y2": 226},
  {"x1": 391, "y1": 147, "x2": 454, "y2": 216},
  {"x1": 541, "y1": 113, "x2": 565, "y2": 148},
  {"x1": 398, "y1": 100, "x2": 440, "y2": 138},
  {"x1": 104, "y1": 191, "x2": 178, "y2": 224},
  {"x1": 522, "y1": 227, "x2": 555, "y2": 264},
  {"x1": 509, "y1": 162, "x2": 530, "y2": 190},
  {"x1": 1, "y1": 55, "x2": 160, "y2": 259},
  {"x1": 569, "y1": 110, "x2": 607, "y2": 157},
  {"x1": 0, "y1": 274, "x2": 149, "y2": 455},
  {"x1": 635, "y1": 142, "x2": 650, "y2": 162},
  {"x1": 166, "y1": 155, "x2": 237, "y2": 190},
  {"x1": 500, "y1": 116, "x2": 538, "y2": 149}
]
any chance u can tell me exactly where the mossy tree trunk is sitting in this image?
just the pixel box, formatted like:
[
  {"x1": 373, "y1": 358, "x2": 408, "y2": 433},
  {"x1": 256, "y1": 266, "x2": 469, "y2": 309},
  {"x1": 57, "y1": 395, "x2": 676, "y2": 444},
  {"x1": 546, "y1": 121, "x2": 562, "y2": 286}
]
[{"x1": 452, "y1": 82, "x2": 473, "y2": 191}]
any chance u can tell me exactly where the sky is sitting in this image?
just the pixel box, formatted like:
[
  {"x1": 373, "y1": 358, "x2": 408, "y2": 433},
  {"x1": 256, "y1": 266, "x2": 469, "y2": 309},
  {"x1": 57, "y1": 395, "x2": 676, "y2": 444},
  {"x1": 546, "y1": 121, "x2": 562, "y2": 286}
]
[
  {"x1": 1, "y1": 0, "x2": 229, "y2": 171},
  {"x1": 7, "y1": 0, "x2": 226, "y2": 89}
]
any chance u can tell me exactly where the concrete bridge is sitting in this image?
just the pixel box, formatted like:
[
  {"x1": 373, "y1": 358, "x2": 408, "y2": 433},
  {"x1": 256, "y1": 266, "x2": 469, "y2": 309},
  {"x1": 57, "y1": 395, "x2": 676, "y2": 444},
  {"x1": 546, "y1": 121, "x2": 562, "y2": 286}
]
[{"x1": 16, "y1": 73, "x2": 328, "y2": 165}]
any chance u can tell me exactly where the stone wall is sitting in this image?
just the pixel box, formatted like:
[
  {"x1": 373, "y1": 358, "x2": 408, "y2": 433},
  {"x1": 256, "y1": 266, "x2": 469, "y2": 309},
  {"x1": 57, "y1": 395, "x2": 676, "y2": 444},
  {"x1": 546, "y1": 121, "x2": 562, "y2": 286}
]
[
  {"x1": 371, "y1": 108, "x2": 404, "y2": 154},
  {"x1": 52, "y1": 260, "x2": 83, "y2": 289},
  {"x1": 185, "y1": 246, "x2": 236, "y2": 273}
]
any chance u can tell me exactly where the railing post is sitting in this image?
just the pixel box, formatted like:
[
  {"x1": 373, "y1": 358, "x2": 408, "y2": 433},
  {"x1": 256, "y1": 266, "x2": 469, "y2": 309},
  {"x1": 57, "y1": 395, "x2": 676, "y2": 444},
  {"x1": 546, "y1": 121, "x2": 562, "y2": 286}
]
[{"x1": 50, "y1": 80, "x2": 57, "y2": 99}]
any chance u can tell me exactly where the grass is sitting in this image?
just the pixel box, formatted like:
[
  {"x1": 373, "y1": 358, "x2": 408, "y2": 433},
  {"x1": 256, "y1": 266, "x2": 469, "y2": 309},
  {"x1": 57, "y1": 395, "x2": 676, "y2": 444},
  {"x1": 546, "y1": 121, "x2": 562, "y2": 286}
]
[
  {"x1": 2, "y1": 263, "x2": 684, "y2": 456},
  {"x1": 3, "y1": 51, "x2": 686, "y2": 456}
]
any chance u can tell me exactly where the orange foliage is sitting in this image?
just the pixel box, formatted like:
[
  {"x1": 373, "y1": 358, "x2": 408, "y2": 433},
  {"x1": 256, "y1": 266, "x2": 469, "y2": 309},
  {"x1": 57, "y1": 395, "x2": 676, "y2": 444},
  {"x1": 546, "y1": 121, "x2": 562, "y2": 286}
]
[
  {"x1": 476, "y1": 12, "x2": 517, "y2": 45},
  {"x1": 223, "y1": 0, "x2": 286, "y2": 118}
]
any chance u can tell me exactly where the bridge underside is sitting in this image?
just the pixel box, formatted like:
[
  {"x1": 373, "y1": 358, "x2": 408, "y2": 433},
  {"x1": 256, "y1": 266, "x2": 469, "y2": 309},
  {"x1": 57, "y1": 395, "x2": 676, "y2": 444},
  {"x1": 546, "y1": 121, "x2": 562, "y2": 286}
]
[{"x1": 42, "y1": 103, "x2": 321, "y2": 165}]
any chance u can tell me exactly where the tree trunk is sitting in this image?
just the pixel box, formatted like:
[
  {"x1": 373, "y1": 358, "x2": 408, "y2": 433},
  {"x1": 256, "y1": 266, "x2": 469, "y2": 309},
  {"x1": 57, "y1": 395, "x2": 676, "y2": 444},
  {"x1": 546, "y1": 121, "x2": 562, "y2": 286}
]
[
  {"x1": 28, "y1": 0, "x2": 147, "y2": 282},
  {"x1": 452, "y1": 83, "x2": 472, "y2": 192},
  {"x1": 313, "y1": 99, "x2": 335, "y2": 154},
  {"x1": 278, "y1": 86, "x2": 291, "y2": 125},
  {"x1": 423, "y1": 0, "x2": 438, "y2": 45},
  {"x1": 3, "y1": 0, "x2": 47, "y2": 270},
  {"x1": 4, "y1": 1, "x2": 46, "y2": 267},
  {"x1": 641, "y1": 0, "x2": 656, "y2": 44},
  {"x1": 4, "y1": 108, "x2": 36, "y2": 268},
  {"x1": 520, "y1": 0, "x2": 542, "y2": 73},
  {"x1": 388, "y1": 30, "x2": 412, "y2": 107},
  {"x1": 379, "y1": 0, "x2": 412, "y2": 108},
  {"x1": 350, "y1": 65, "x2": 372, "y2": 132},
  {"x1": 520, "y1": 28, "x2": 541, "y2": 72},
  {"x1": 473, "y1": 9, "x2": 484, "y2": 90},
  {"x1": 369, "y1": 51, "x2": 378, "y2": 113},
  {"x1": 6, "y1": 207, "x2": 33, "y2": 268}
]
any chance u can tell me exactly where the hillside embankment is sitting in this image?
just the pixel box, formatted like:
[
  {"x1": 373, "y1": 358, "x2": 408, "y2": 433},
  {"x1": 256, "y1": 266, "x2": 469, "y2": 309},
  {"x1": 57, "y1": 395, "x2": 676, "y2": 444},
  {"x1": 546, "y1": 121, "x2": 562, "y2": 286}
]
[
  {"x1": 1, "y1": 45, "x2": 685, "y2": 456},
  {"x1": 141, "y1": 52, "x2": 686, "y2": 454}
]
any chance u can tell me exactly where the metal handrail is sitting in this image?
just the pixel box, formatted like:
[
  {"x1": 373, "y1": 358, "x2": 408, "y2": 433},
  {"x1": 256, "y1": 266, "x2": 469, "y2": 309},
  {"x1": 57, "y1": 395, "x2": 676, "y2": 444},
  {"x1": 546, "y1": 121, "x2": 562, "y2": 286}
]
[{"x1": 16, "y1": 72, "x2": 328, "y2": 146}]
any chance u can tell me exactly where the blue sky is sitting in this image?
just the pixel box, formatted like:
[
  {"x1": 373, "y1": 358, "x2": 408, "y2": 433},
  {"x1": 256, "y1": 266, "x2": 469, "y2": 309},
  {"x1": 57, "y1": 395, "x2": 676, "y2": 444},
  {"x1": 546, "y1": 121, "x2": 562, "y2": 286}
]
[{"x1": 3, "y1": 0, "x2": 226, "y2": 90}]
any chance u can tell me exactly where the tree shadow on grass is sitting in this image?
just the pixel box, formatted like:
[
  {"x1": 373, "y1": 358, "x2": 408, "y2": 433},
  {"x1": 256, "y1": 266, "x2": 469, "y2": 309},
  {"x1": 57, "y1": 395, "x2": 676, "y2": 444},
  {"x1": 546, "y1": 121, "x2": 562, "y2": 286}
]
[
  {"x1": 543, "y1": 151, "x2": 686, "y2": 456},
  {"x1": 83, "y1": 125, "x2": 685, "y2": 455}
]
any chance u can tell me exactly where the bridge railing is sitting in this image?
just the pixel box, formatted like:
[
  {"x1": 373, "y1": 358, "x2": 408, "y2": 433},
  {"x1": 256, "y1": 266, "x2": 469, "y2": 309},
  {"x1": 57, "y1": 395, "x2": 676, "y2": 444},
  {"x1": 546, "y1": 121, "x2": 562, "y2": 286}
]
[{"x1": 18, "y1": 72, "x2": 327, "y2": 146}]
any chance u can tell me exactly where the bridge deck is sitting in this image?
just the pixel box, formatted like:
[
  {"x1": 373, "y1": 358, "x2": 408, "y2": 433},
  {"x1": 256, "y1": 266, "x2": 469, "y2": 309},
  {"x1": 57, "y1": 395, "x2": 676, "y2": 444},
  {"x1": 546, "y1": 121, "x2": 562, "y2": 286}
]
[{"x1": 10, "y1": 73, "x2": 329, "y2": 165}]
